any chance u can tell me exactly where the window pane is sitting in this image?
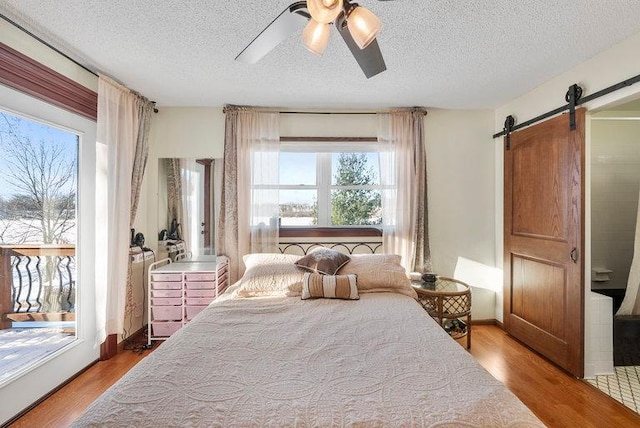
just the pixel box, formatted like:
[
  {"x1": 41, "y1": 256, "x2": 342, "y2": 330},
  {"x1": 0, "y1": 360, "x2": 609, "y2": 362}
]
[
  {"x1": 330, "y1": 189, "x2": 382, "y2": 226},
  {"x1": 331, "y1": 152, "x2": 380, "y2": 186},
  {"x1": 280, "y1": 152, "x2": 316, "y2": 185},
  {"x1": 0, "y1": 109, "x2": 78, "y2": 382},
  {"x1": 279, "y1": 189, "x2": 316, "y2": 226}
]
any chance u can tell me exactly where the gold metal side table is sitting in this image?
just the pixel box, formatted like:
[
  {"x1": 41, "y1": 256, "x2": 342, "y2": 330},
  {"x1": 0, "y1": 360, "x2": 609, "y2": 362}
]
[{"x1": 412, "y1": 277, "x2": 472, "y2": 349}]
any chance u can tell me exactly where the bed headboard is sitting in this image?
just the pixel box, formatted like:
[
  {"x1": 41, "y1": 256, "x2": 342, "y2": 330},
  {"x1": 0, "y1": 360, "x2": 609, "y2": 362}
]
[{"x1": 278, "y1": 238, "x2": 383, "y2": 256}]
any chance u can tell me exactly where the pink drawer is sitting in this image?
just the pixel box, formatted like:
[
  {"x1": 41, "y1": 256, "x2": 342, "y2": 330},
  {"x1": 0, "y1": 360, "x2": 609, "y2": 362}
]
[
  {"x1": 185, "y1": 272, "x2": 216, "y2": 281},
  {"x1": 186, "y1": 297, "x2": 213, "y2": 306},
  {"x1": 152, "y1": 297, "x2": 182, "y2": 306},
  {"x1": 151, "y1": 305, "x2": 182, "y2": 321},
  {"x1": 185, "y1": 305, "x2": 207, "y2": 320},
  {"x1": 185, "y1": 288, "x2": 217, "y2": 298},
  {"x1": 151, "y1": 281, "x2": 182, "y2": 290},
  {"x1": 151, "y1": 289, "x2": 182, "y2": 298},
  {"x1": 152, "y1": 321, "x2": 182, "y2": 337},
  {"x1": 185, "y1": 281, "x2": 216, "y2": 289},
  {"x1": 151, "y1": 273, "x2": 182, "y2": 282}
]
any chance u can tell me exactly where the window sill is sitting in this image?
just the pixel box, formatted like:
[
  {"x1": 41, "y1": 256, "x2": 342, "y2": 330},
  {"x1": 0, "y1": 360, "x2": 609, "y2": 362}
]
[{"x1": 279, "y1": 227, "x2": 382, "y2": 238}]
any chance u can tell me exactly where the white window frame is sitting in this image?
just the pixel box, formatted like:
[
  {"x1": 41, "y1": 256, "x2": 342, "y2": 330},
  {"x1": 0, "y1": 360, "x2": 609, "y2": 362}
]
[{"x1": 0, "y1": 83, "x2": 100, "y2": 425}]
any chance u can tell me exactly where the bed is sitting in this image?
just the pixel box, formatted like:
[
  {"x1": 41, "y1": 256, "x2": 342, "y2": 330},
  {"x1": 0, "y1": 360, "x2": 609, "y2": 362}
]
[{"x1": 73, "y1": 252, "x2": 544, "y2": 427}]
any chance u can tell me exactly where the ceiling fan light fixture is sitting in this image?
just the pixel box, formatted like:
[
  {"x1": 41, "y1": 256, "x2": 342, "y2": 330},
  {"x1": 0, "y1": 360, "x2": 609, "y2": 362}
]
[
  {"x1": 302, "y1": 19, "x2": 331, "y2": 56},
  {"x1": 346, "y1": 5, "x2": 382, "y2": 49},
  {"x1": 307, "y1": 0, "x2": 344, "y2": 24}
]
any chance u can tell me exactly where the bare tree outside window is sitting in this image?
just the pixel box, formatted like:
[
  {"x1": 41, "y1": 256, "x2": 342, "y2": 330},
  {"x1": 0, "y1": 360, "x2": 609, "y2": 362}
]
[
  {"x1": 0, "y1": 112, "x2": 76, "y2": 245},
  {"x1": 0, "y1": 111, "x2": 78, "y2": 314}
]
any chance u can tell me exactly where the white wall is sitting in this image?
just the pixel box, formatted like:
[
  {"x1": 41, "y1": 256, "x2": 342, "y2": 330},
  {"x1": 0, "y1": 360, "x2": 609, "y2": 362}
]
[
  {"x1": 425, "y1": 110, "x2": 497, "y2": 320},
  {"x1": 591, "y1": 116, "x2": 640, "y2": 290}
]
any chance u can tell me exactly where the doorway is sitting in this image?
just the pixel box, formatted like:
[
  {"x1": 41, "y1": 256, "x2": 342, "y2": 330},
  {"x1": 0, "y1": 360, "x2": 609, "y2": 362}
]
[
  {"x1": 588, "y1": 97, "x2": 640, "y2": 413},
  {"x1": 0, "y1": 82, "x2": 99, "y2": 424}
]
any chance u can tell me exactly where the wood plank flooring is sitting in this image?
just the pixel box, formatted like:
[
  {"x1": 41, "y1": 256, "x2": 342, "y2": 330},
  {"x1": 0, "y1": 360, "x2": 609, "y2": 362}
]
[
  {"x1": 9, "y1": 325, "x2": 640, "y2": 427},
  {"x1": 469, "y1": 325, "x2": 640, "y2": 427}
]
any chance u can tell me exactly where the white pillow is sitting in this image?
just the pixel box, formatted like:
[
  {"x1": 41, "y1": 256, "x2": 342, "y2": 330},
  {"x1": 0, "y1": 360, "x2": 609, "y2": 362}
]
[
  {"x1": 235, "y1": 253, "x2": 304, "y2": 297},
  {"x1": 337, "y1": 254, "x2": 417, "y2": 298}
]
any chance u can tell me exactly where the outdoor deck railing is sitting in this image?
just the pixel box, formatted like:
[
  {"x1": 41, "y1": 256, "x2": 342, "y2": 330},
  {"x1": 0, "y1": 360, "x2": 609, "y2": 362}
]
[{"x1": 0, "y1": 245, "x2": 76, "y2": 329}]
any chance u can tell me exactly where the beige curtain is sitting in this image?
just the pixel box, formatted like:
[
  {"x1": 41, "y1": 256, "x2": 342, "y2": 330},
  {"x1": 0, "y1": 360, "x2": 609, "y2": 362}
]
[
  {"x1": 95, "y1": 75, "x2": 140, "y2": 345},
  {"x1": 378, "y1": 109, "x2": 431, "y2": 273},
  {"x1": 123, "y1": 98, "x2": 154, "y2": 328},
  {"x1": 129, "y1": 98, "x2": 154, "y2": 227},
  {"x1": 217, "y1": 106, "x2": 280, "y2": 283}
]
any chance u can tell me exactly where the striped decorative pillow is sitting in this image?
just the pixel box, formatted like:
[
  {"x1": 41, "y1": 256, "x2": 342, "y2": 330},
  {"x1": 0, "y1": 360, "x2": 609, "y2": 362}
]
[{"x1": 301, "y1": 273, "x2": 359, "y2": 300}]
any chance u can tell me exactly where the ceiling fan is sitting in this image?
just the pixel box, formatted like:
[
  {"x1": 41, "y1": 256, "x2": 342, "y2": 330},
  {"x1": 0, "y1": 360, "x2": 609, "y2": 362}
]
[{"x1": 235, "y1": 0, "x2": 392, "y2": 78}]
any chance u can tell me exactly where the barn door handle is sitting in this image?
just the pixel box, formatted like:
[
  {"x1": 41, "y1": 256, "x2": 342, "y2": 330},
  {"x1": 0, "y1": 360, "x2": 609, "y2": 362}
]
[{"x1": 570, "y1": 247, "x2": 578, "y2": 263}]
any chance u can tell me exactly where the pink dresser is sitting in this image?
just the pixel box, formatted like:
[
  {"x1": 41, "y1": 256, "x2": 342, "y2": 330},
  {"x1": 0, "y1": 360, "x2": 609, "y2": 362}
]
[{"x1": 147, "y1": 256, "x2": 229, "y2": 345}]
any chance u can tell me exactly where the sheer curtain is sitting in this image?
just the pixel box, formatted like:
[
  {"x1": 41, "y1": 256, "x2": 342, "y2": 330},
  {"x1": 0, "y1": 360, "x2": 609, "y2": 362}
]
[
  {"x1": 378, "y1": 109, "x2": 431, "y2": 273},
  {"x1": 218, "y1": 106, "x2": 279, "y2": 283},
  {"x1": 96, "y1": 75, "x2": 140, "y2": 346},
  {"x1": 618, "y1": 190, "x2": 640, "y2": 315}
]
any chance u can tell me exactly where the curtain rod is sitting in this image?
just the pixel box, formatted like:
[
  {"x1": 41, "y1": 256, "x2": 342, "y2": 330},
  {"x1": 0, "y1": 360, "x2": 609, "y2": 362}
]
[
  {"x1": 225, "y1": 105, "x2": 427, "y2": 115},
  {"x1": 1, "y1": 13, "x2": 98, "y2": 77},
  {"x1": 280, "y1": 109, "x2": 427, "y2": 116},
  {"x1": 280, "y1": 111, "x2": 376, "y2": 115}
]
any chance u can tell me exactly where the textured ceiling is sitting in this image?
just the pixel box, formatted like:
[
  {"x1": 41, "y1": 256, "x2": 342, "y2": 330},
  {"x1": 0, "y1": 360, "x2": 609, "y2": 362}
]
[{"x1": 2, "y1": 0, "x2": 640, "y2": 109}]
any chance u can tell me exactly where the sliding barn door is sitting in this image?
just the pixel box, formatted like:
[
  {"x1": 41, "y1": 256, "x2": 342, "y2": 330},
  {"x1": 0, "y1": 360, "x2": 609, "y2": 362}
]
[{"x1": 504, "y1": 109, "x2": 585, "y2": 377}]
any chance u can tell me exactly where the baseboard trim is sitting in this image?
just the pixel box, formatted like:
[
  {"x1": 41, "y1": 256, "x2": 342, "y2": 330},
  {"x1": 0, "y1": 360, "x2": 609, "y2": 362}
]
[
  {"x1": 471, "y1": 319, "x2": 497, "y2": 325},
  {"x1": 469, "y1": 319, "x2": 505, "y2": 330},
  {"x1": 119, "y1": 325, "x2": 148, "y2": 353}
]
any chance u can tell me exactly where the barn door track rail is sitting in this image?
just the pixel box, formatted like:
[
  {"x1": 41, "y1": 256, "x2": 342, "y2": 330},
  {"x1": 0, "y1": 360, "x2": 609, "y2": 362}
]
[{"x1": 495, "y1": 71, "x2": 640, "y2": 150}]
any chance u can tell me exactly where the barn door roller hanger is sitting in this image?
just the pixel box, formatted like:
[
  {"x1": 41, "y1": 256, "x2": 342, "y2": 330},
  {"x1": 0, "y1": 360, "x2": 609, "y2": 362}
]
[{"x1": 495, "y1": 71, "x2": 640, "y2": 150}]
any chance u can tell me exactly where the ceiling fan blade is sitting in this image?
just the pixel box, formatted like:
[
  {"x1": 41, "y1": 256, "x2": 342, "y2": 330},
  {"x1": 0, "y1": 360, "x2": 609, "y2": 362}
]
[
  {"x1": 335, "y1": 14, "x2": 386, "y2": 78},
  {"x1": 235, "y1": 1, "x2": 310, "y2": 64}
]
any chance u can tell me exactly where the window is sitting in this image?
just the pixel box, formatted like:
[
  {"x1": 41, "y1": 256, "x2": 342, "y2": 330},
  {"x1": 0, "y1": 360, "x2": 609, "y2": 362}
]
[
  {"x1": 277, "y1": 142, "x2": 385, "y2": 227},
  {"x1": 0, "y1": 40, "x2": 100, "y2": 423}
]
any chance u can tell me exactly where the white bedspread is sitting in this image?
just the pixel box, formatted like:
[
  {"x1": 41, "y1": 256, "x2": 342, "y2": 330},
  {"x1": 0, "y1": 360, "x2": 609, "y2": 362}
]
[{"x1": 74, "y1": 293, "x2": 544, "y2": 427}]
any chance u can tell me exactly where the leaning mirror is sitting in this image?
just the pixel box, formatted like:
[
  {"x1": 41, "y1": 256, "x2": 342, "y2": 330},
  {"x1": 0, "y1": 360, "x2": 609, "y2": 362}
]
[{"x1": 157, "y1": 158, "x2": 220, "y2": 260}]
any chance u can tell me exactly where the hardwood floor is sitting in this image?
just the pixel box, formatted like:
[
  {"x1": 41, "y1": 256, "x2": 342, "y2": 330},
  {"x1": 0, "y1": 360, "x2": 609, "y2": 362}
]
[
  {"x1": 469, "y1": 325, "x2": 640, "y2": 427},
  {"x1": 9, "y1": 325, "x2": 640, "y2": 427},
  {"x1": 8, "y1": 345, "x2": 153, "y2": 427}
]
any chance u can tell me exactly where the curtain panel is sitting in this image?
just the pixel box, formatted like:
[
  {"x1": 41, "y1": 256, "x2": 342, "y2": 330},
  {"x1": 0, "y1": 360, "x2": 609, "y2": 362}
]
[
  {"x1": 378, "y1": 109, "x2": 431, "y2": 273},
  {"x1": 129, "y1": 98, "x2": 154, "y2": 226},
  {"x1": 96, "y1": 75, "x2": 153, "y2": 347},
  {"x1": 218, "y1": 106, "x2": 279, "y2": 283},
  {"x1": 618, "y1": 187, "x2": 640, "y2": 315}
]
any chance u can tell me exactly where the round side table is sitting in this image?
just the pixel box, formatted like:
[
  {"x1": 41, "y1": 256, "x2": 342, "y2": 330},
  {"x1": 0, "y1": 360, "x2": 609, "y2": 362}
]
[{"x1": 412, "y1": 277, "x2": 472, "y2": 349}]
